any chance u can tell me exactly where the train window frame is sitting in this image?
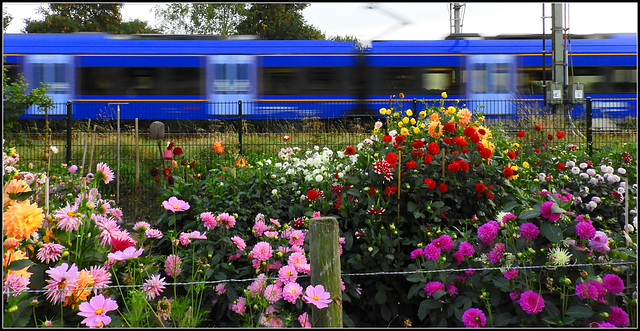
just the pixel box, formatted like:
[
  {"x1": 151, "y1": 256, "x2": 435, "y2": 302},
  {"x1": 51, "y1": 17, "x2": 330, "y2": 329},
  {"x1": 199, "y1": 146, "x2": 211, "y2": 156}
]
[
  {"x1": 421, "y1": 67, "x2": 461, "y2": 95},
  {"x1": 262, "y1": 67, "x2": 301, "y2": 95},
  {"x1": 303, "y1": 67, "x2": 343, "y2": 95}
]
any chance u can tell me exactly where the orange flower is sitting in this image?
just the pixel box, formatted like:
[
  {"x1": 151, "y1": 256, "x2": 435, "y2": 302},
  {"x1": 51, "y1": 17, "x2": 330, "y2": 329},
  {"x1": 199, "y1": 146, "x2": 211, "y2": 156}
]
[
  {"x1": 3, "y1": 249, "x2": 32, "y2": 279},
  {"x1": 3, "y1": 179, "x2": 32, "y2": 209},
  {"x1": 235, "y1": 157, "x2": 247, "y2": 168},
  {"x1": 3, "y1": 200, "x2": 44, "y2": 240},
  {"x1": 65, "y1": 269, "x2": 94, "y2": 309},
  {"x1": 213, "y1": 141, "x2": 224, "y2": 154}
]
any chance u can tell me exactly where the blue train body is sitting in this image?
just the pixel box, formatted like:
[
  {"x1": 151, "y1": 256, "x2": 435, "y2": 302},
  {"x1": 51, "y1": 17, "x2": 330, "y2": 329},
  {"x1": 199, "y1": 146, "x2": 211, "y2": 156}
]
[{"x1": 2, "y1": 33, "x2": 637, "y2": 120}]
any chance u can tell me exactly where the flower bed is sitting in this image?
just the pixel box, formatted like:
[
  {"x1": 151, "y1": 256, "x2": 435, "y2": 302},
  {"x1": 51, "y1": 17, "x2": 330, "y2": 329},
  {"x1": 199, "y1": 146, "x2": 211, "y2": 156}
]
[{"x1": 3, "y1": 93, "x2": 637, "y2": 327}]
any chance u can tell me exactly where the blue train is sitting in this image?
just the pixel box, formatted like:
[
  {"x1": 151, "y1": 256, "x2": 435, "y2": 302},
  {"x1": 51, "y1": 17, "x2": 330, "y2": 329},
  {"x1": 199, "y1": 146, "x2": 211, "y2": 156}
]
[{"x1": 2, "y1": 32, "x2": 637, "y2": 120}]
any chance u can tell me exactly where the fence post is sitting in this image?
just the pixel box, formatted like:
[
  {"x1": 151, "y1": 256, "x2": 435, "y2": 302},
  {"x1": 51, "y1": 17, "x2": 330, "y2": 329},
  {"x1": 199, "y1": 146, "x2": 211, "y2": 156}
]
[
  {"x1": 66, "y1": 101, "x2": 72, "y2": 164},
  {"x1": 309, "y1": 217, "x2": 343, "y2": 327},
  {"x1": 586, "y1": 97, "x2": 592, "y2": 157},
  {"x1": 413, "y1": 98, "x2": 417, "y2": 113},
  {"x1": 238, "y1": 100, "x2": 243, "y2": 154}
]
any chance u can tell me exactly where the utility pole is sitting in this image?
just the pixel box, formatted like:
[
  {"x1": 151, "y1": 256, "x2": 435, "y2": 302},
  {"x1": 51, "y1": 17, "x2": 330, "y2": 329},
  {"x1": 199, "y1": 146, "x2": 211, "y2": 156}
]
[
  {"x1": 450, "y1": 3, "x2": 465, "y2": 35},
  {"x1": 551, "y1": 3, "x2": 566, "y2": 116}
]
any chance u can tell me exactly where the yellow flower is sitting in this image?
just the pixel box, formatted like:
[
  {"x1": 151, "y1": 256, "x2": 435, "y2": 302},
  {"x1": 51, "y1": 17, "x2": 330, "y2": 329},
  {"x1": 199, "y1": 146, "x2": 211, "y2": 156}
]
[
  {"x1": 400, "y1": 128, "x2": 409, "y2": 136},
  {"x1": 385, "y1": 109, "x2": 392, "y2": 116},
  {"x1": 3, "y1": 200, "x2": 44, "y2": 240},
  {"x1": 410, "y1": 118, "x2": 416, "y2": 125},
  {"x1": 428, "y1": 120, "x2": 443, "y2": 139},
  {"x1": 522, "y1": 161, "x2": 530, "y2": 168},
  {"x1": 418, "y1": 123, "x2": 426, "y2": 129},
  {"x1": 446, "y1": 106, "x2": 456, "y2": 115},
  {"x1": 419, "y1": 111, "x2": 427, "y2": 118},
  {"x1": 397, "y1": 121, "x2": 403, "y2": 127},
  {"x1": 441, "y1": 92, "x2": 448, "y2": 99},
  {"x1": 379, "y1": 108, "x2": 387, "y2": 115},
  {"x1": 399, "y1": 93, "x2": 405, "y2": 99},
  {"x1": 406, "y1": 109, "x2": 413, "y2": 117},
  {"x1": 402, "y1": 117, "x2": 409, "y2": 124},
  {"x1": 412, "y1": 126, "x2": 421, "y2": 134},
  {"x1": 512, "y1": 143, "x2": 520, "y2": 148}
]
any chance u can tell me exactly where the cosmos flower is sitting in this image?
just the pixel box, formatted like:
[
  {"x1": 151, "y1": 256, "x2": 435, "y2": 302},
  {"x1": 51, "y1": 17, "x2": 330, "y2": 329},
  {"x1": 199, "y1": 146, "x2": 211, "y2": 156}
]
[
  {"x1": 77, "y1": 294, "x2": 118, "y2": 328},
  {"x1": 162, "y1": 196, "x2": 190, "y2": 213},
  {"x1": 302, "y1": 284, "x2": 332, "y2": 309},
  {"x1": 107, "y1": 246, "x2": 144, "y2": 262},
  {"x1": 43, "y1": 263, "x2": 80, "y2": 305}
]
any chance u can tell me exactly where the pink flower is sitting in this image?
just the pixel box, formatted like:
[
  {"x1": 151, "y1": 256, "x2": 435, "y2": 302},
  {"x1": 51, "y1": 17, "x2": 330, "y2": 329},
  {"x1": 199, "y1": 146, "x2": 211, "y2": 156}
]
[
  {"x1": 519, "y1": 222, "x2": 540, "y2": 241},
  {"x1": 54, "y1": 202, "x2": 82, "y2": 231},
  {"x1": 540, "y1": 201, "x2": 562, "y2": 221},
  {"x1": 43, "y1": 263, "x2": 80, "y2": 305},
  {"x1": 217, "y1": 212, "x2": 236, "y2": 229},
  {"x1": 289, "y1": 229, "x2": 306, "y2": 246},
  {"x1": 215, "y1": 283, "x2": 227, "y2": 295},
  {"x1": 37, "y1": 242, "x2": 65, "y2": 264},
  {"x1": 283, "y1": 282, "x2": 304, "y2": 304},
  {"x1": 503, "y1": 268, "x2": 518, "y2": 280},
  {"x1": 602, "y1": 274, "x2": 625, "y2": 294},
  {"x1": 200, "y1": 212, "x2": 217, "y2": 229},
  {"x1": 298, "y1": 312, "x2": 312, "y2": 328},
  {"x1": 410, "y1": 248, "x2": 424, "y2": 259},
  {"x1": 288, "y1": 252, "x2": 309, "y2": 273},
  {"x1": 264, "y1": 283, "x2": 283, "y2": 304},
  {"x1": 95, "y1": 162, "x2": 115, "y2": 185},
  {"x1": 302, "y1": 284, "x2": 332, "y2": 309},
  {"x1": 433, "y1": 234, "x2": 453, "y2": 251},
  {"x1": 278, "y1": 265, "x2": 298, "y2": 283},
  {"x1": 252, "y1": 241, "x2": 273, "y2": 262},
  {"x1": 457, "y1": 241, "x2": 475, "y2": 257},
  {"x1": 77, "y1": 294, "x2": 118, "y2": 328},
  {"x1": 424, "y1": 281, "x2": 445, "y2": 296},
  {"x1": 608, "y1": 306, "x2": 629, "y2": 327},
  {"x1": 518, "y1": 290, "x2": 545, "y2": 314},
  {"x1": 461, "y1": 308, "x2": 486, "y2": 328},
  {"x1": 178, "y1": 231, "x2": 207, "y2": 246},
  {"x1": 230, "y1": 296, "x2": 246, "y2": 314},
  {"x1": 143, "y1": 274, "x2": 166, "y2": 300},
  {"x1": 3, "y1": 273, "x2": 30, "y2": 297},
  {"x1": 487, "y1": 243, "x2": 505, "y2": 264},
  {"x1": 575, "y1": 221, "x2": 596, "y2": 239},
  {"x1": 231, "y1": 236, "x2": 246, "y2": 250},
  {"x1": 107, "y1": 246, "x2": 144, "y2": 261},
  {"x1": 162, "y1": 196, "x2": 190, "y2": 213},
  {"x1": 589, "y1": 231, "x2": 610, "y2": 254},
  {"x1": 477, "y1": 221, "x2": 499, "y2": 245},
  {"x1": 423, "y1": 243, "x2": 441, "y2": 261},
  {"x1": 87, "y1": 266, "x2": 112, "y2": 292},
  {"x1": 164, "y1": 254, "x2": 182, "y2": 277},
  {"x1": 68, "y1": 164, "x2": 78, "y2": 173},
  {"x1": 145, "y1": 228, "x2": 163, "y2": 239}
]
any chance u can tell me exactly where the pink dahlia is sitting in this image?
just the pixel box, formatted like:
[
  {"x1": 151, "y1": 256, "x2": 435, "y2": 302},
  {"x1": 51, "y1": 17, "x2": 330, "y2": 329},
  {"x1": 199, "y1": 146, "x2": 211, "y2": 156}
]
[
  {"x1": 252, "y1": 241, "x2": 273, "y2": 261},
  {"x1": 518, "y1": 290, "x2": 545, "y2": 314},
  {"x1": 575, "y1": 221, "x2": 596, "y2": 239},
  {"x1": 36, "y1": 242, "x2": 65, "y2": 264},
  {"x1": 283, "y1": 282, "x2": 304, "y2": 304},
  {"x1": 423, "y1": 243, "x2": 441, "y2": 261},
  {"x1": 540, "y1": 201, "x2": 562, "y2": 221},
  {"x1": 519, "y1": 222, "x2": 540, "y2": 241},
  {"x1": 95, "y1": 162, "x2": 115, "y2": 185},
  {"x1": 143, "y1": 274, "x2": 167, "y2": 300},
  {"x1": 477, "y1": 221, "x2": 499, "y2": 245},
  {"x1": 602, "y1": 274, "x2": 625, "y2": 294},
  {"x1": 461, "y1": 308, "x2": 486, "y2": 328},
  {"x1": 589, "y1": 231, "x2": 610, "y2": 254},
  {"x1": 424, "y1": 281, "x2": 445, "y2": 296},
  {"x1": 608, "y1": 306, "x2": 629, "y2": 327}
]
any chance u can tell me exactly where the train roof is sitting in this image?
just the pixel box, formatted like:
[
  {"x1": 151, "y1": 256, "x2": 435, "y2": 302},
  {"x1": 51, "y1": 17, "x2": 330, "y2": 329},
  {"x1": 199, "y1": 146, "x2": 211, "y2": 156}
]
[{"x1": 2, "y1": 32, "x2": 637, "y2": 56}]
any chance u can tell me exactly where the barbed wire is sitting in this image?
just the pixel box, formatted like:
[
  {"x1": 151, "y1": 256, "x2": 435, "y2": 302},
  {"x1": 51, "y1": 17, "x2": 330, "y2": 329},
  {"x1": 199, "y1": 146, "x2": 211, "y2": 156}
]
[{"x1": 3, "y1": 260, "x2": 636, "y2": 297}]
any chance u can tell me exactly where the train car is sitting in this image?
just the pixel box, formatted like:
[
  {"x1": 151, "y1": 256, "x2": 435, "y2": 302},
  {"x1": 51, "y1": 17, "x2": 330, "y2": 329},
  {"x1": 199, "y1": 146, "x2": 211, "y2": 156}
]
[{"x1": 2, "y1": 32, "x2": 637, "y2": 121}]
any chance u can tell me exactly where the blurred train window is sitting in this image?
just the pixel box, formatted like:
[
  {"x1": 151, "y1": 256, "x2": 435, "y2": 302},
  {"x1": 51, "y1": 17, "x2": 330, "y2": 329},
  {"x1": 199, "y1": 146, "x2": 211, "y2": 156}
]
[
  {"x1": 421, "y1": 67, "x2": 460, "y2": 95},
  {"x1": 263, "y1": 67, "x2": 299, "y2": 95},
  {"x1": 568, "y1": 66, "x2": 604, "y2": 94},
  {"x1": 165, "y1": 67, "x2": 201, "y2": 95},
  {"x1": 306, "y1": 67, "x2": 340, "y2": 94},
  {"x1": 494, "y1": 64, "x2": 510, "y2": 93},
  {"x1": 213, "y1": 63, "x2": 250, "y2": 94},
  {"x1": 518, "y1": 67, "x2": 551, "y2": 94},
  {"x1": 469, "y1": 63, "x2": 487, "y2": 94},
  {"x1": 80, "y1": 67, "x2": 118, "y2": 95},
  {"x1": 611, "y1": 67, "x2": 637, "y2": 93},
  {"x1": 126, "y1": 67, "x2": 156, "y2": 95},
  {"x1": 380, "y1": 67, "x2": 419, "y2": 95}
]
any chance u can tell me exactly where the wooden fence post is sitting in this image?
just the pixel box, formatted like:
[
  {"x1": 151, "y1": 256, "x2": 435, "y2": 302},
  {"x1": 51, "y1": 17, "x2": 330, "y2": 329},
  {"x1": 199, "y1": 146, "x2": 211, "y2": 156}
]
[{"x1": 309, "y1": 217, "x2": 343, "y2": 327}]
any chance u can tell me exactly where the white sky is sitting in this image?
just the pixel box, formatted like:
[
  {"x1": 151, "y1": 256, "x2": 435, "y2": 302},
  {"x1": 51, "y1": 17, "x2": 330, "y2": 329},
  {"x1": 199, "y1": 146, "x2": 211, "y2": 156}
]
[{"x1": 2, "y1": 2, "x2": 638, "y2": 41}]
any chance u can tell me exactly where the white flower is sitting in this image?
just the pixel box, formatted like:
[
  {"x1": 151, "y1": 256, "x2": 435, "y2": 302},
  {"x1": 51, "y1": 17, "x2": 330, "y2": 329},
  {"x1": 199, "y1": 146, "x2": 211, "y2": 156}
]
[
  {"x1": 50, "y1": 146, "x2": 59, "y2": 154},
  {"x1": 579, "y1": 162, "x2": 588, "y2": 169},
  {"x1": 571, "y1": 166, "x2": 580, "y2": 175},
  {"x1": 271, "y1": 189, "x2": 278, "y2": 196},
  {"x1": 566, "y1": 161, "x2": 575, "y2": 167},
  {"x1": 374, "y1": 121, "x2": 383, "y2": 129},
  {"x1": 617, "y1": 167, "x2": 627, "y2": 175},
  {"x1": 586, "y1": 168, "x2": 596, "y2": 176},
  {"x1": 548, "y1": 247, "x2": 572, "y2": 265},
  {"x1": 315, "y1": 174, "x2": 323, "y2": 182}
]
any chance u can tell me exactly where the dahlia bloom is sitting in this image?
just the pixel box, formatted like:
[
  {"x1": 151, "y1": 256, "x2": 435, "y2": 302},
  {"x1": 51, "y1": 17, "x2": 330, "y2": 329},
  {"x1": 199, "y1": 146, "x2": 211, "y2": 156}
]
[
  {"x1": 143, "y1": 274, "x2": 167, "y2": 300},
  {"x1": 95, "y1": 162, "x2": 115, "y2": 185},
  {"x1": 433, "y1": 234, "x2": 453, "y2": 251},
  {"x1": 424, "y1": 281, "x2": 445, "y2": 296},
  {"x1": 540, "y1": 201, "x2": 562, "y2": 221},
  {"x1": 589, "y1": 231, "x2": 610, "y2": 254},
  {"x1": 423, "y1": 243, "x2": 441, "y2": 261},
  {"x1": 231, "y1": 236, "x2": 247, "y2": 250},
  {"x1": 283, "y1": 282, "x2": 304, "y2": 304},
  {"x1": 200, "y1": 211, "x2": 217, "y2": 229},
  {"x1": 36, "y1": 242, "x2": 65, "y2": 264},
  {"x1": 461, "y1": 308, "x2": 486, "y2": 328},
  {"x1": 477, "y1": 221, "x2": 499, "y2": 245},
  {"x1": 252, "y1": 241, "x2": 273, "y2": 262},
  {"x1": 575, "y1": 221, "x2": 596, "y2": 239},
  {"x1": 519, "y1": 222, "x2": 540, "y2": 241},
  {"x1": 601, "y1": 274, "x2": 625, "y2": 294},
  {"x1": 3, "y1": 200, "x2": 44, "y2": 240},
  {"x1": 3, "y1": 273, "x2": 30, "y2": 297},
  {"x1": 164, "y1": 254, "x2": 182, "y2": 277},
  {"x1": 54, "y1": 202, "x2": 82, "y2": 231},
  {"x1": 608, "y1": 306, "x2": 630, "y2": 327},
  {"x1": 43, "y1": 263, "x2": 80, "y2": 305},
  {"x1": 518, "y1": 290, "x2": 545, "y2": 314}
]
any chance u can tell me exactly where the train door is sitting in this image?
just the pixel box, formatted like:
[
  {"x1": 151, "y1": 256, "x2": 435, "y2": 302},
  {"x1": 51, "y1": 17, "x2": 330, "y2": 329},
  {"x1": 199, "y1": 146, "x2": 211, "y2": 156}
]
[
  {"x1": 206, "y1": 55, "x2": 257, "y2": 116},
  {"x1": 465, "y1": 55, "x2": 516, "y2": 116},
  {"x1": 22, "y1": 55, "x2": 75, "y2": 115}
]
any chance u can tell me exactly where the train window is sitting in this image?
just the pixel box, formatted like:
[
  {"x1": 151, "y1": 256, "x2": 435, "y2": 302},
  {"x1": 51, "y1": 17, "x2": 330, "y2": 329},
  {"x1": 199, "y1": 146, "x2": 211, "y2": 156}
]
[
  {"x1": 380, "y1": 67, "x2": 419, "y2": 95},
  {"x1": 494, "y1": 63, "x2": 510, "y2": 94},
  {"x1": 422, "y1": 67, "x2": 460, "y2": 95},
  {"x1": 80, "y1": 67, "x2": 119, "y2": 95},
  {"x1": 470, "y1": 64, "x2": 487, "y2": 94},
  {"x1": 518, "y1": 67, "x2": 551, "y2": 94},
  {"x1": 611, "y1": 67, "x2": 637, "y2": 93},
  {"x1": 3, "y1": 61, "x2": 20, "y2": 85},
  {"x1": 213, "y1": 63, "x2": 251, "y2": 94},
  {"x1": 306, "y1": 67, "x2": 340, "y2": 95},
  {"x1": 126, "y1": 67, "x2": 156, "y2": 95},
  {"x1": 262, "y1": 67, "x2": 300, "y2": 95},
  {"x1": 568, "y1": 66, "x2": 605, "y2": 94},
  {"x1": 165, "y1": 67, "x2": 202, "y2": 95}
]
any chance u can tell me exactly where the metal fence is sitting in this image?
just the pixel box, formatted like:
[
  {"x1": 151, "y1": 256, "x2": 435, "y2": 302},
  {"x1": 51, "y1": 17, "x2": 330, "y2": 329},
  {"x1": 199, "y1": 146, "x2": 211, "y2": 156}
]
[{"x1": 7, "y1": 97, "x2": 636, "y2": 222}]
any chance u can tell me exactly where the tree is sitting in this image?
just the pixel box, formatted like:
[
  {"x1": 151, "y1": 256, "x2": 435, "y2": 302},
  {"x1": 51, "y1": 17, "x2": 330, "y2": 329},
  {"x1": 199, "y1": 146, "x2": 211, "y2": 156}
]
[
  {"x1": 3, "y1": 7, "x2": 12, "y2": 32},
  {"x1": 2, "y1": 61, "x2": 53, "y2": 134},
  {"x1": 24, "y1": 3, "x2": 158, "y2": 34},
  {"x1": 153, "y1": 3, "x2": 246, "y2": 35},
  {"x1": 236, "y1": 3, "x2": 325, "y2": 40}
]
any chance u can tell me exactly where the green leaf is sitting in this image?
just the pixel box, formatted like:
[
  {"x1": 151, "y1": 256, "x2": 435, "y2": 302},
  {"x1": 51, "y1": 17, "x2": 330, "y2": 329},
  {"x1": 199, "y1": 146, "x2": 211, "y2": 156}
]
[
  {"x1": 418, "y1": 299, "x2": 442, "y2": 321},
  {"x1": 519, "y1": 209, "x2": 541, "y2": 220},
  {"x1": 8, "y1": 191, "x2": 35, "y2": 201},
  {"x1": 491, "y1": 277, "x2": 511, "y2": 292},
  {"x1": 541, "y1": 223, "x2": 563, "y2": 243},
  {"x1": 566, "y1": 305, "x2": 595, "y2": 319},
  {"x1": 374, "y1": 289, "x2": 387, "y2": 305},
  {"x1": 6, "y1": 259, "x2": 35, "y2": 271}
]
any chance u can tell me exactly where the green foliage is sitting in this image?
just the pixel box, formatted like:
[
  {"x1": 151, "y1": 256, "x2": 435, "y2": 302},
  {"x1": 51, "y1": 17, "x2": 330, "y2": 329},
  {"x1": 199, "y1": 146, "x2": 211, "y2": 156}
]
[
  {"x1": 24, "y1": 3, "x2": 158, "y2": 34},
  {"x1": 153, "y1": 3, "x2": 246, "y2": 35},
  {"x1": 236, "y1": 3, "x2": 325, "y2": 40}
]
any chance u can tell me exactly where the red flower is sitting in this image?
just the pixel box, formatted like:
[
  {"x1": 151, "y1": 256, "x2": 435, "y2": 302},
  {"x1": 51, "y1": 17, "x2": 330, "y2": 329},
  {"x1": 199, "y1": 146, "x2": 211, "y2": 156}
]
[
  {"x1": 149, "y1": 167, "x2": 159, "y2": 177},
  {"x1": 423, "y1": 178, "x2": 436, "y2": 190},
  {"x1": 453, "y1": 136, "x2": 467, "y2": 147},
  {"x1": 394, "y1": 135, "x2": 405, "y2": 146},
  {"x1": 475, "y1": 183, "x2": 486, "y2": 193},
  {"x1": 478, "y1": 128, "x2": 486, "y2": 135},
  {"x1": 384, "y1": 186, "x2": 397, "y2": 196},
  {"x1": 411, "y1": 149, "x2": 423, "y2": 158},
  {"x1": 547, "y1": 134, "x2": 553, "y2": 140},
  {"x1": 535, "y1": 125, "x2": 542, "y2": 131},
  {"x1": 412, "y1": 140, "x2": 424, "y2": 149},
  {"x1": 383, "y1": 134, "x2": 392, "y2": 143},
  {"x1": 556, "y1": 131, "x2": 565, "y2": 139},
  {"x1": 480, "y1": 148, "x2": 492, "y2": 159},
  {"x1": 307, "y1": 189, "x2": 319, "y2": 201},
  {"x1": 517, "y1": 131, "x2": 525, "y2": 138},
  {"x1": 345, "y1": 146, "x2": 355, "y2": 155},
  {"x1": 447, "y1": 162, "x2": 460, "y2": 172},
  {"x1": 443, "y1": 137, "x2": 452, "y2": 145},
  {"x1": 507, "y1": 151, "x2": 516, "y2": 160},
  {"x1": 423, "y1": 154, "x2": 433, "y2": 164},
  {"x1": 463, "y1": 127, "x2": 476, "y2": 137},
  {"x1": 503, "y1": 167, "x2": 514, "y2": 178},
  {"x1": 458, "y1": 159, "x2": 469, "y2": 171},
  {"x1": 534, "y1": 148, "x2": 541, "y2": 153},
  {"x1": 427, "y1": 142, "x2": 440, "y2": 155},
  {"x1": 368, "y1": 187, "x2": 377, "y2": 195},
  {"x1": 443, "y1": 122, "x2": 455, "y2": 133},
  {"x1": 470, "y1": 134, "x2": 480, "y2": 144},
  {"x1": 406, "y1": 160, "x2": 417, "y2": 169},
  {"x1": 173, "y1": 147, "x2": 183, "y2": 156},
  {"x1": 385, "y1": 152, "x2": 398, "y2": 165},
  {"x1": 163, "y1": 167, "x2": 172, "y2": 177},
  {"x1": 439, "y1": 183, "x2": 447, "y2": 193},
  {"x1": 557, "y1": 163, "x2": 566, "y2": 171}
]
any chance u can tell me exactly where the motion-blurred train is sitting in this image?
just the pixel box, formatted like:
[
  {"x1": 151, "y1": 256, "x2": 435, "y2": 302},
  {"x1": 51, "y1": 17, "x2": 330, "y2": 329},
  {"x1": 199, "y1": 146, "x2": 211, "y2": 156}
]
[{"x1": 2, "y1": 32, "x2": 637, "y2": 120}]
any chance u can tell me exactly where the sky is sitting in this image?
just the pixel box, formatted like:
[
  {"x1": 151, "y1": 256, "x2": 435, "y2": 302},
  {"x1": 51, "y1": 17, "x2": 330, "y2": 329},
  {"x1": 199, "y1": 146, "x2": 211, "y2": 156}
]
[{"x1": 2, "y1": 2, "x2": 638, "y2": 41}]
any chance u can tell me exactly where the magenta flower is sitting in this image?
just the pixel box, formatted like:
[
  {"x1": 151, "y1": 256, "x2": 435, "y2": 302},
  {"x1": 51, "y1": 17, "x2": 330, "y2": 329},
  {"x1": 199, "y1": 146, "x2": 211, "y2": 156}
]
[
  {"x1": 575, "y1": 221, "x2": 596, "y2": 239},
  {"x1": 252, "y1": 241, "x2": 273, "y2": 261},
  {"x1": 95, "y1": 162, "x2": 115, "y2": 185},
  {"x1": 302, "y1": 284, "x2": 332, "y2": 309},
  {"x1": 477, "y1": 221, "x2": 499, "y2": 245},
  {"x1": 107, "y1": 246, "x2": 144, "y2": 261},
  {"x1": 424, "y1": 281, "x2": 445, "y2": 296},
  {"x1": 503, "y1": 268, "x2": 518, "y2": 280},
  {"x1": 231, "y1": 236, "x2": 247, "y2": 250},
  {"x1": 77, "y1": 294, "x2": 118, "y2": 328},
  {"x1": 298, "y1": 312, "x2": 312, "y2": 328},
  {"x1": 423, "y1": 243, "x2": 441, "y2": 261},
  {"x1": 433, "y1": 234, "x2": 453, "y2": 251},
  {"x1": 602, "y1": 274, "x2": 625, "y2": 294},
  {"x1": 43, "y1": 262, "x2": 80, "y2": 304},
  {"x1": 540, "y1": 201, "x2": 562, "y2": 221},
  {"x1": 230, "y1": 296, "x2": 246, "y2": 314},
  {"x1": 410, "y1": 248, "x2": 424, "y2": 259},
  {"x1": 143, "y1": 274, "x2": 167, "y2": 300},
  {"x1": 608, "y1": 306, "x2": 630, "y2": 327},
  {"x1": 458, "y1": 241, "x2": 475, "y2": 257},
  {"x1": 575, "y1": 280, "x2": 605, "y2": 300},
  {"x1": 36, "y1": 242, "x2": 65, "y2": 264},
  {"x1": 518, "y1": 290, "x2": 545, "y2": 314},
  {"x1": 68, "y1": 164, "x2": 78, "y2": 173},
  {"x1": 461, "y1": 308, "x2": 486, "y2": 328},
  {"x1": 162, "y1": 196, "x2": 190, "y2": 212},
  {"x1": 164, "y1": 254, "x2": 182, "y2": 277},
  {"x1": 519, "y1": 222, "x2": 540, "y2": 241},
  {"x1": 487, "y1": 243, "x2": 505, "y2": 264},
  {"x1": 589, "y1": 231, "x2": 610, "y2": 254}
]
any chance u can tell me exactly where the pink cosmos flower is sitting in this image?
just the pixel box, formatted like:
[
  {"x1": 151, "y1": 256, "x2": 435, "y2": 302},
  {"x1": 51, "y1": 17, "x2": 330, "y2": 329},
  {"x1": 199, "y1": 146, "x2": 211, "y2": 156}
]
[
  {"x1": 43, "y1": 263, "x2": 80, "y2": 305},
  {"x1": 162, "y1": 196, "x2": 190, "y2": 212},
  {"x1": 302, "y1": 284, "x2": 332, "y2": 309},
  {"x1": 231, "y1": 236, "x2": 247, "y2": 250},
  {"x1": 424, "y1": 281, "x2": 445, "y2": 296},
  {"x1": 77, "y1": 294, "x2": 118, "y2": 328},
  {"x1": 283, "y1": 282, "x2": 304, "y2": 304},
  {"x1": 602, "y1": 274, "x2": 625, "y2": 294},
  {"x1": 143, "y1": 274, "x2": 167, "y2": 300},
  {"x1": 518, "y1": 290, "x2": 545, "y2": 314},
  {"x1": 54, "y1": 202, "x2": 82, "y2": 231},
  {"x1": 37, "y1": 242, "x2": 65, "y2": 264},
  {"x1": 107, "y1": 246, "x2": 144, "y2": 261},
  {"x1": 461, "y1": 308, "x2": 486, "y2": 328},
  {"x1": 95, "y1": 162, "x2": 115, "y2": 185},
  {"x1": 252, "y1": 241, "x2": 273, "y2": 261},
  {"x1": 164, "y1": 254, "x2": 182, "y2": 277},
  {"x1": 298, "y1": 312, "x2": 312, "y2": 328}
]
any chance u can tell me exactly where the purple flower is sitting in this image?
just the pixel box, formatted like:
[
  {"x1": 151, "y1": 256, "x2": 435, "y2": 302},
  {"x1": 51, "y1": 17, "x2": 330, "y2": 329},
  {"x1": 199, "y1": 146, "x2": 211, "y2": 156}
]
[
  {"x1": 424, "y1": 281, "x2": 445, "y2": 296},
  {"x1": 423, "y1": 243, "x2": 441, "y2": 261},
  {"x1": 503, "y1": 268, "x2": 518, "y2": 280},
  {"x1": 589, "y1": 231, "x2": 610, "y2": 254},
  {"x1": 477, "y1": 221, "x2": 499, "y2": 245},
  {"x1": 458, "y1": 241, "x2": 475, "y2": 257},
  {"x1": 575, "y1": 221, "x2": 596, "y2": 239},
  {"x1": 602, "y1": 274, "x2": 625, "y2": 294},
  {"x1": 608, "y1": 306, "x2": 630, "y2": 327},
  {"x1": 461, "y1": 308, "x2": 486, "y2": 328},
  {"x1": 575, "y1": 280, "x2": 606, "y2": 301},
  {"x1": 593, "y1": 322, "x2": 617, "y2": 328},
  {"x1": 540, "y1": 201, "x2": 562, "y2": 221},
  {"x1": 487, "y1": 243, "x2": 505, "y2": 264},
  {"x1": 519, "y1": 222, "x2": 540, "y2": 241},
  {"x1": 410, "y1": 248, "x2": 424, "y2": 259},
  {"x1": 518, "y1": 290, "x2": 545, "y2": 314},
  {"x1": 433, "y1": 234, "x2": 453, "y2": 251}
]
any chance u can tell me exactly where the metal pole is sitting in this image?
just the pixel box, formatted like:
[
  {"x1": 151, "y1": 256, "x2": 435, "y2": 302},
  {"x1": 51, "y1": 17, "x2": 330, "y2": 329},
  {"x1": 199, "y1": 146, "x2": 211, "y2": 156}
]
[
  {"x1": 117, "y1": 104, "x2": 120, "y2": 204},
  {"x1": 586, "y1": 97, "x2": 593, "y2": 156},
  {"x1": 238, "y1": 100, "x2": 243, "y2": 154},
  {"x1": 66, "y1": 101, "x2": 72, "y2": 164}
]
